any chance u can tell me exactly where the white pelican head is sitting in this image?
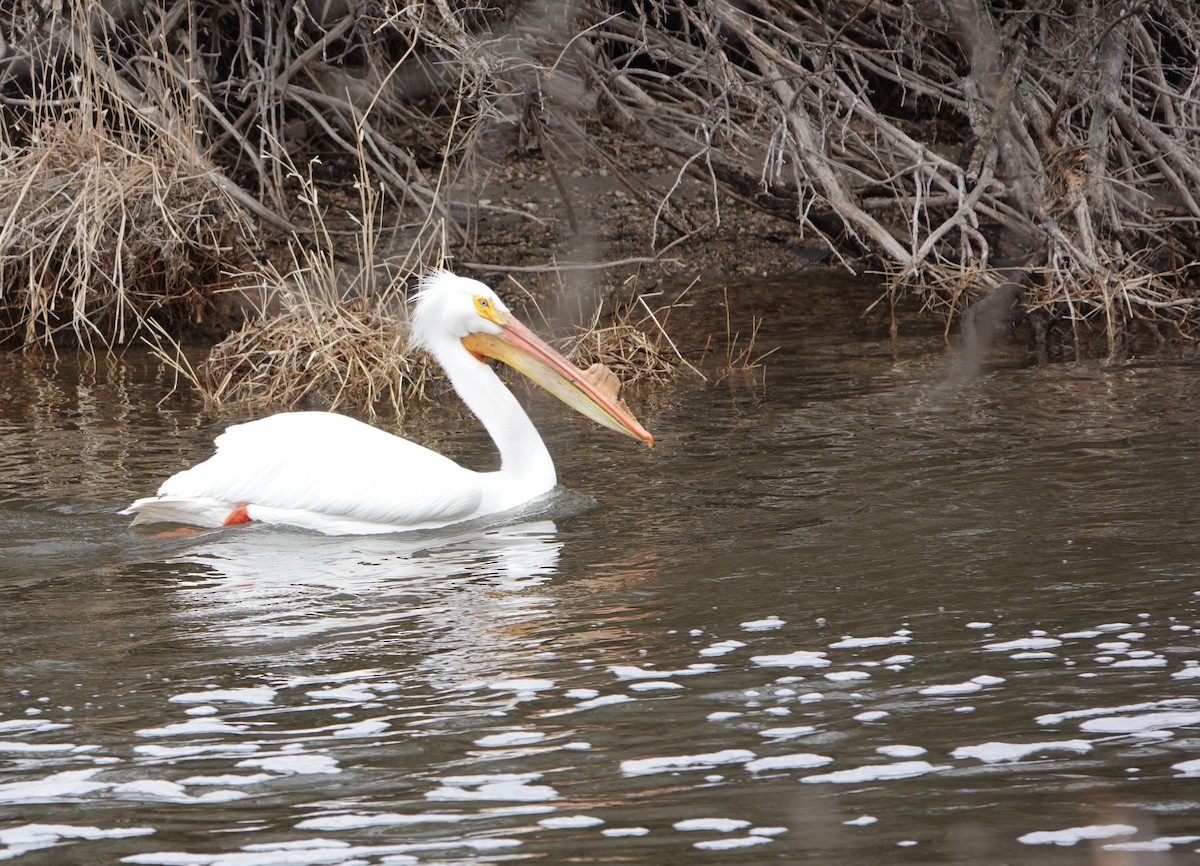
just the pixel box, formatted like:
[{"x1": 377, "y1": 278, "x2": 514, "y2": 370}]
[{"x1": 410, "y1": 270, "x2": 653, "y2": 446}]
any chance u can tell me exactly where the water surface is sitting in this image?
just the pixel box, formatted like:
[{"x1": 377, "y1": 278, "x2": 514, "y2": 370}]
[{"x1": 2, "y1": 276, "x2": 1199, "y2": 864}]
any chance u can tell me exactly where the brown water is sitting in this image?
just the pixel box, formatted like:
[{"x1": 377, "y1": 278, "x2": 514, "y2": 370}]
[{"x1": 2, "y1": 277, "x2": 1199, "y2": 864}]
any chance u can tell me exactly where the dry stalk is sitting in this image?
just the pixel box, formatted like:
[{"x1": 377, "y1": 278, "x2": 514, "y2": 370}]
[
  {"x1": 577, "y1": 0, "x2": 1200, "y2": 355},
  {"x1": 182, "y1": 149, "x2": 440, "y2": 418},
  {"x1": 0, "y1": 0, "x2": 251, "y2": 350},
  {"x1": 558, "y1": 277, "x2": 704, "y2": 385}
]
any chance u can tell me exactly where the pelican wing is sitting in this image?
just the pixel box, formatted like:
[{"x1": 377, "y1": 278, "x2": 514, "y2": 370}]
[{"x1": 146, "y1": 412, "x2": 484, "y2": 529}]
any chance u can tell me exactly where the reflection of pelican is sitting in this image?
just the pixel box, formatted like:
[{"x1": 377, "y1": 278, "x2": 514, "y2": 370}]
[
  {"x1": 124, "y1": 271, "x2": 652, "y2": 534},
  {"x1": 167, "y1": 520, "x2": 564, "y2": 654}
]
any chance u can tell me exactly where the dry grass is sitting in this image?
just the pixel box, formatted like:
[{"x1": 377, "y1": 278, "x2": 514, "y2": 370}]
[
  {"x1": 150, "y1": 149, "x2": 443, "y2": 418},
  {"x1": 556, "y1": 276, "x2": 704, "y2": 385},
  {"x1": 0, "y1": 10, "x2": 251, "y2": 351}
]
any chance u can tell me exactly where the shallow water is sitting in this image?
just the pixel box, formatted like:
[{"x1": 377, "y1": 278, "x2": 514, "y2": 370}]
[{"x1": 2, "y1": 277, "x2": 1200, "y2": 864}]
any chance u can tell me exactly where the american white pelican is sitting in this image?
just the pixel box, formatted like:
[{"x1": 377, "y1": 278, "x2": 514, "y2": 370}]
[{"x1": 123, "y1": 270, "x2": 653, "y2": 535}]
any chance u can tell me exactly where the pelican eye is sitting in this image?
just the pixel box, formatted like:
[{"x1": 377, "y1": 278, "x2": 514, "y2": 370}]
[{"x1": 474, "y1": 294, "x2": 503, "y2": 323}]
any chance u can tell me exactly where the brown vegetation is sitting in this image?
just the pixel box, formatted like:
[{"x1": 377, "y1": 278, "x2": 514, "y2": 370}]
[{"x1": 2, "y1": 1, "x2": 1198, "y2": 382}]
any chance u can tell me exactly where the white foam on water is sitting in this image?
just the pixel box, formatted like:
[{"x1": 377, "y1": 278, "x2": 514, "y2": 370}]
[
  {"x1": 699, "y1": 640, "x2": 747, "y2": 657},
  {"x1": 751, "y1": 651, "x2": 830, "y2": 668},
  {"x1": 920, "y1": 682, "x2": 981, "y2": 696},
  {"x1": 236, "y1": 753, "x2": 341, "y2": 775},
  {"x1": 693, "y1": 836, "x2": 773, "y2": 850},
  {"x1": 296, "y1": 813, "x2": 462, "y2": 831},
  {"x1": 1130, "y1": 730, "x2": 1173, "y2": 740},
  {"x1": 876, "y1": 745, "x2": 926, "y2": 758},
  {"x1": 0, "y1": 741, "x2": 77, "y2": 753},
  {"x1": 854, "y1": 711, "x2": 888, "y2": 722},
  {"x1": 951, "y1": 739, "x2": 1092, "y2": 763},
  {"x1": 331, "y1": 719, "x2": 390, "y2": 738},
  {"x1": 1011, "y1": 652, "x2": 1058, "y2": 660},
  {"x1": 674, "y1": 818, "x2": 751, "y2": 832},
  {"x1": 1059, "y1": 630, "x2": 1102, "y2": 639},
  {"x1": 628, "y1": 681, "x2": 683, "y2": 692},
  {"x1": 112, "y1": 779, "x2": 248, "y2": 804},
  {"x1": 1018, "y1": 824, "x2": 1137, "y2": 846},
  {"x1": 296, "y1": 805, "x2": 552, "y2": 831},
  {"x1": 707, "y1": 712, "x2": 743, "y2": 721},
  {"x1": 824, "y1": 671, "x2": 870, "y2": 682},
  {"x1": 1110, "y1": 657, "x2": 1167, "y2": 668},
  {"x1": 434, "y1": 772, "x2": 542, "y2": 786},
  {"x1": 565, "y1": 688, "x2": 600, "y2": 698},
  {"x1": 123, "y1": 836, "x2": 522, "y2": 865},
  {"x1": 487, "y1": 678, "x2": 555, "y2": 693},
  {"x1": 0, "y1": 823, "x2": 154, "y2": 861},
  {"x1": 1102, "y1": 836, "x2": 1200, "y2": 852},
  {"x1": 538, "y1": 815, "x2": 604, "y2": 829},
  {"x1": 1170, "y1": 758, "x2": 1200, "y2": 777},
  {"x1": 608, "y1": 665, "x2": 705, "y2": 681},
  {"x1": 305, "y1": 685, "x2": 377, "y2": 703},
  {"x1": 1079, "y1": 710, "x2": 1200, "y2": 734},
  {"x1": 741, "y1": 616, "x2": 786, "y2": 631},
  {"x1": 426, "y1": 779, "x2": 559, "y2": 802},
  {"x1": 982, "y1": 638, "x2": 1063, "y2": 652},
  {"x1": 0, "y1": 720, "x2": 68, "y2": 734},
  {"x1": 178, "y1": 774, "x2": 274, "y2": 787},
  {"x1": 829, "y1": 635, "x2": 911, "y2": 649},
  {"x1": 602, "y1": 827, "x2": 650, "y2": 837},
  {"x1": 168, "y1": 688, "x2": 276, "y2": 706},
  {"x1": 844, "y1": 816, "x2": 878, "y2": 826},
  {"x1": 573, "y1": 694, "x2": 633, "y2": 711},
  {"x1": 758, "y1": 725, "x2": 817, "y2": 740},
  {"x1": 135, "y1": 718, "x2": 248, "y2": 738},
  {"x1": 0, "y1": 768, "x2": 110, "y2": 803},
  {"x1": 802, "y1": 761, "x2": 949, "y2": 784},
  {"x1": 921, "y1": 674, "x2": 1005, "y2": 696},
  {"x1": 965, "y1": 622, "x2": 993, "y2": 629},
  {"x1": 620, "y1": 749, "x2": 755, "y2": 776},
  {"x1": 745, "y1": 753, "x2": 833, "y2": 773},
  {"x1": 474, "y1": 731, "x2": 547, "y2": 747},
  {"x1": 883, "y1": 654, "x2": 915, "y2": 664},
  {"x1": 135, "y1": 743, "x2": 259, "y2": 759},
  {"x1": 1094, "y1": 623, "x2": 1134, "y2": 632},
  {"x1": 1035, "y1": 699, "x2": 1198, "y2": 727}
]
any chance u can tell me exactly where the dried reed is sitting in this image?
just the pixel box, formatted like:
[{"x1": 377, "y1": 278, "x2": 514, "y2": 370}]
[
  {"x1": 558, "y1": 278, "x2": 704, "y2": 385},
  {"x1": 0, "y1": 2, "x2": 251, "y2": 350},
  {"x1": 154, "y1": 148, "x2": 442, "y2": 418}
]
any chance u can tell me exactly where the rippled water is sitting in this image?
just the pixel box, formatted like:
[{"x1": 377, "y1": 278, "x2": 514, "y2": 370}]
[{"x1": 2, "y1": 277, "x2": 1200, "y2": 864}]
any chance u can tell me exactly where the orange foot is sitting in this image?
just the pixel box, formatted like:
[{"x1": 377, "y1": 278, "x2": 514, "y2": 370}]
[
  {"x1": 148, "y1": 504, "x2": 253, "y2": 538},
  {"x1": 223, "y1": 504, "x2": 252, "y2": 527}
]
